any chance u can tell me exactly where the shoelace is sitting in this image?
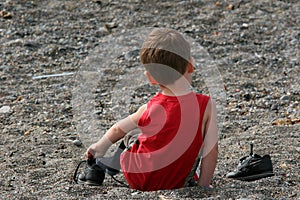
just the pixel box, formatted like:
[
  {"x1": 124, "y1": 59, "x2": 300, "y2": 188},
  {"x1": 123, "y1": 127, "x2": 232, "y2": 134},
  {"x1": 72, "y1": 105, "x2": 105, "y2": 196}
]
[
  {"x1": 73, "y1": 160, "x2": 129, "y2": 187},
  {"x1": 110, "y1": 174, "x2": 128, "y2": 187},
  {"x1": 73, "y1": 160, "x2": 87, "y2": 184}
]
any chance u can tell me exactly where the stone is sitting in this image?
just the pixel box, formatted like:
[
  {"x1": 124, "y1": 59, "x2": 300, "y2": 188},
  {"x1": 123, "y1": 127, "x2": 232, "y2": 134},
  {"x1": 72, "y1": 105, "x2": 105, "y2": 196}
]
[
  {"x1": 0, "y1": 106, "x2": 10, "y2": 113},
  {"x1": 72, "y1": 139, "x2": 82, "y2": 146},
  {"x1": 280, "y1": 95, "x2": 290, "y2": 101}
]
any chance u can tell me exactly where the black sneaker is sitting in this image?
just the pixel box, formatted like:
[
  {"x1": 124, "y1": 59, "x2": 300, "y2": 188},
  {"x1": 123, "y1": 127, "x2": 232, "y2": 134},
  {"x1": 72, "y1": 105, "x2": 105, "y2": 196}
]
[
  {"x1": 226, "y1": 144, "x2": 274, "y2": 181},
  {"x1": 73, "y1": 158, "x2": 105, "y2": 186}
]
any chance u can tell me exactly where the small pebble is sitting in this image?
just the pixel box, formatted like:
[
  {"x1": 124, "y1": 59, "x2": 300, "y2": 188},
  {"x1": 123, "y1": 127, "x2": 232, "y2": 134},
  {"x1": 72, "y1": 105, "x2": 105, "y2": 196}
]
[
  {"x1": 124, "y1": 49, "x2": 140, "y2": 61},
  {"x1": 0, "y1": 10, "x2": 12, "y2": 19},
  {"x1": 72, "y1": 139, "x2": 82, "y2": 146},
  {"x1": 0, "y1": 106, "x2": 10, "y2": 113},
  {"x1": 280, "y1": 95, "x2": 289, "y2": 101},
  {"x1": 131, "y1": 191, "x2": 140, "y2": 196},
  {"x1": 227, "y1": 4, "x2": 234, "y2": 10},
  {"x1": 215, "y1": 1, "x2": 221, "y2": 7}
]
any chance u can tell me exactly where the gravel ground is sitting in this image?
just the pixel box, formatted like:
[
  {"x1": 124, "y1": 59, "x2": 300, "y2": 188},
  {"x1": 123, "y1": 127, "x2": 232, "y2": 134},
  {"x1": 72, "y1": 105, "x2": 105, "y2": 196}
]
[{"x1": 0, "y1": 0, "x2": 299, "y2": 199}]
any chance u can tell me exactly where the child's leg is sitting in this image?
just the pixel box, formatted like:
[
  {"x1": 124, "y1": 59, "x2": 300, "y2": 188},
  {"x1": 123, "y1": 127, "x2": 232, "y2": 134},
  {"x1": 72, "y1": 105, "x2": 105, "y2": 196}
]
[
  {"x1": 123, "y1": 128, "x2": 140, "y2": 149},
  {"x1": 198, "y1": 143, "x2": 218, "y2": 187},
  {"x1": 96, "y1": 129, "x2": 140, "y2": 172}
]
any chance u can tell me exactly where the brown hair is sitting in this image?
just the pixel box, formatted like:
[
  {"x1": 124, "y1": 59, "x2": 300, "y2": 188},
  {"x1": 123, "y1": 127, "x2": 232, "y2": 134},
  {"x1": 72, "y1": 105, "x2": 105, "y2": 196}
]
[{"x1": 140, "y1": 28, "x2": 191, "y2": 85}]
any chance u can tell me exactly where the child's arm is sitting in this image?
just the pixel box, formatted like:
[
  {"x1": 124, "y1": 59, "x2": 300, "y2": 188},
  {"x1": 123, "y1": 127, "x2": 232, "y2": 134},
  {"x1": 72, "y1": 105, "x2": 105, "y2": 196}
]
[
  {"x1": 86, "y1": 104, "x2": 147, "y2": 159},
  {"x1": 198, "y1": 143, "x2": 218, "y2": 187},
  {"x1": 198, "y1": 99, "x2": 218, "y2": 187}
]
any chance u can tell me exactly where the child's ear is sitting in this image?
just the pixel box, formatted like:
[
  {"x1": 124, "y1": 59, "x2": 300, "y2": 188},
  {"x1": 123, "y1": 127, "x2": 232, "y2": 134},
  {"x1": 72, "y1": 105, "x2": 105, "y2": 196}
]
[
  {"x1": 187, "y1": 62, "x2": 194, "y2": 73},
  {"x1": 144, "y1": 71, "x2": 157, "y2": 85},
  {"x1": 188, "y1": 57, "x2": 195, "y2": 73}
]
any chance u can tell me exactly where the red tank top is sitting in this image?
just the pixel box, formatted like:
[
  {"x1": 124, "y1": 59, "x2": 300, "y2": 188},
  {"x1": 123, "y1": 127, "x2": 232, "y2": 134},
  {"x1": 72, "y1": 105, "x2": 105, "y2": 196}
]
[{"x1": 120, "y1": 92, "x2": 210, "y2": 191}]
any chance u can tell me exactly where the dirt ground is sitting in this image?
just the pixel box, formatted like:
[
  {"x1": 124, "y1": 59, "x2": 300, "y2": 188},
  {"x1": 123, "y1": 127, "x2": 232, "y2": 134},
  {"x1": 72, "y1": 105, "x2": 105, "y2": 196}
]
[{"x1": 0, "y1": 0, "x2": 299, "y2": 199}]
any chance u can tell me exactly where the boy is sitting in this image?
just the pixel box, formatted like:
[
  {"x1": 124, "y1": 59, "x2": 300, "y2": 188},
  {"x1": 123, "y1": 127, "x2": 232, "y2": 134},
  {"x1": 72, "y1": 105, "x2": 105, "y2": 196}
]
[{"x1": 78, "y1": 28, "x2": 218, "y2": 191}]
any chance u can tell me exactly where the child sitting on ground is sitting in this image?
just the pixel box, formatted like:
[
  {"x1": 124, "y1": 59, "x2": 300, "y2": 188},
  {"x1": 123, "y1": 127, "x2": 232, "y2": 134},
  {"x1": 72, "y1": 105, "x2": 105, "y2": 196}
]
[{"x1": 78, "y1": 28, "x2": 218, "y2": 191}]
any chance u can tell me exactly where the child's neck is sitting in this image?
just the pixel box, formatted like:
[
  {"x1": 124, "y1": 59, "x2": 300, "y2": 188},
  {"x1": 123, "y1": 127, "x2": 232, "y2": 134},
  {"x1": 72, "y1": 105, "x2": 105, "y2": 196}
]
[
  {"x1": 160, "y1": 87, "x2": 191, "y2": 96},
  {"x1": 159, "y1": 76, "x2": 192, "y2": 96}
]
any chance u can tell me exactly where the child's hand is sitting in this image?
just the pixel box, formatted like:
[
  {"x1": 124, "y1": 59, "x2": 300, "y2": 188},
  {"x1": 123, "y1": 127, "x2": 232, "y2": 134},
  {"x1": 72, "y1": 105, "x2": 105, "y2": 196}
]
[
  {"x1": 85, "y1": 134, "x2": 114, "y2": 159},
  {"x1": 86, "y1": 147, "x2": 95, "y2": 160},
  {"x1": 86, "y1": 143, "x2": 98, "y2": 160},
  {"x1": 85, "y1": 142, "x2": 107, "y2": 159}
]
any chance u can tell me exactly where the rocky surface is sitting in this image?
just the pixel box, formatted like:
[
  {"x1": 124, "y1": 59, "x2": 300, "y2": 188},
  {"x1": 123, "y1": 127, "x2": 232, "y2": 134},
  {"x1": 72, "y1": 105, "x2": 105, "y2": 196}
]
[{"x1": 0, "y1": 0, "x2": 299, "y2": 199}]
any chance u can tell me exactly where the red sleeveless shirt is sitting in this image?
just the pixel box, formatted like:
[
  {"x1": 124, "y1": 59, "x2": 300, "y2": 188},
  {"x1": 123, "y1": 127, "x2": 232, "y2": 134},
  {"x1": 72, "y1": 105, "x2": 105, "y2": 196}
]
[{"x1": 120, "y1": 92, "x2": 210, "y2": 191}]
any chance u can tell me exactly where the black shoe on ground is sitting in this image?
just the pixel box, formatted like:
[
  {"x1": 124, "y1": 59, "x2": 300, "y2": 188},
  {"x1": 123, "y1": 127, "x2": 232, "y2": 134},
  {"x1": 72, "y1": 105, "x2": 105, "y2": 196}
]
[
  {"x1": 226, "y1": 144, "x2": 274, "y2": 181},
  {"x1": 74, "y1": 158, "x2": 105, "y2": 186},
  {"x1": 73, "y1": 144, "x2": 124, "y2": 186}
]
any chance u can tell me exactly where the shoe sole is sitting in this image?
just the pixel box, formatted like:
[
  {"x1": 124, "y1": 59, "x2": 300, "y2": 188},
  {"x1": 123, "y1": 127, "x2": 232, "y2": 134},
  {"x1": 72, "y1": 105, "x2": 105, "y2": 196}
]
[
  {"x1": 234, "y1": 171, "x2": 274, "y2": 181},
  {"x1": 77, "y1": 179, "x2": 102, "y2": 186}
]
